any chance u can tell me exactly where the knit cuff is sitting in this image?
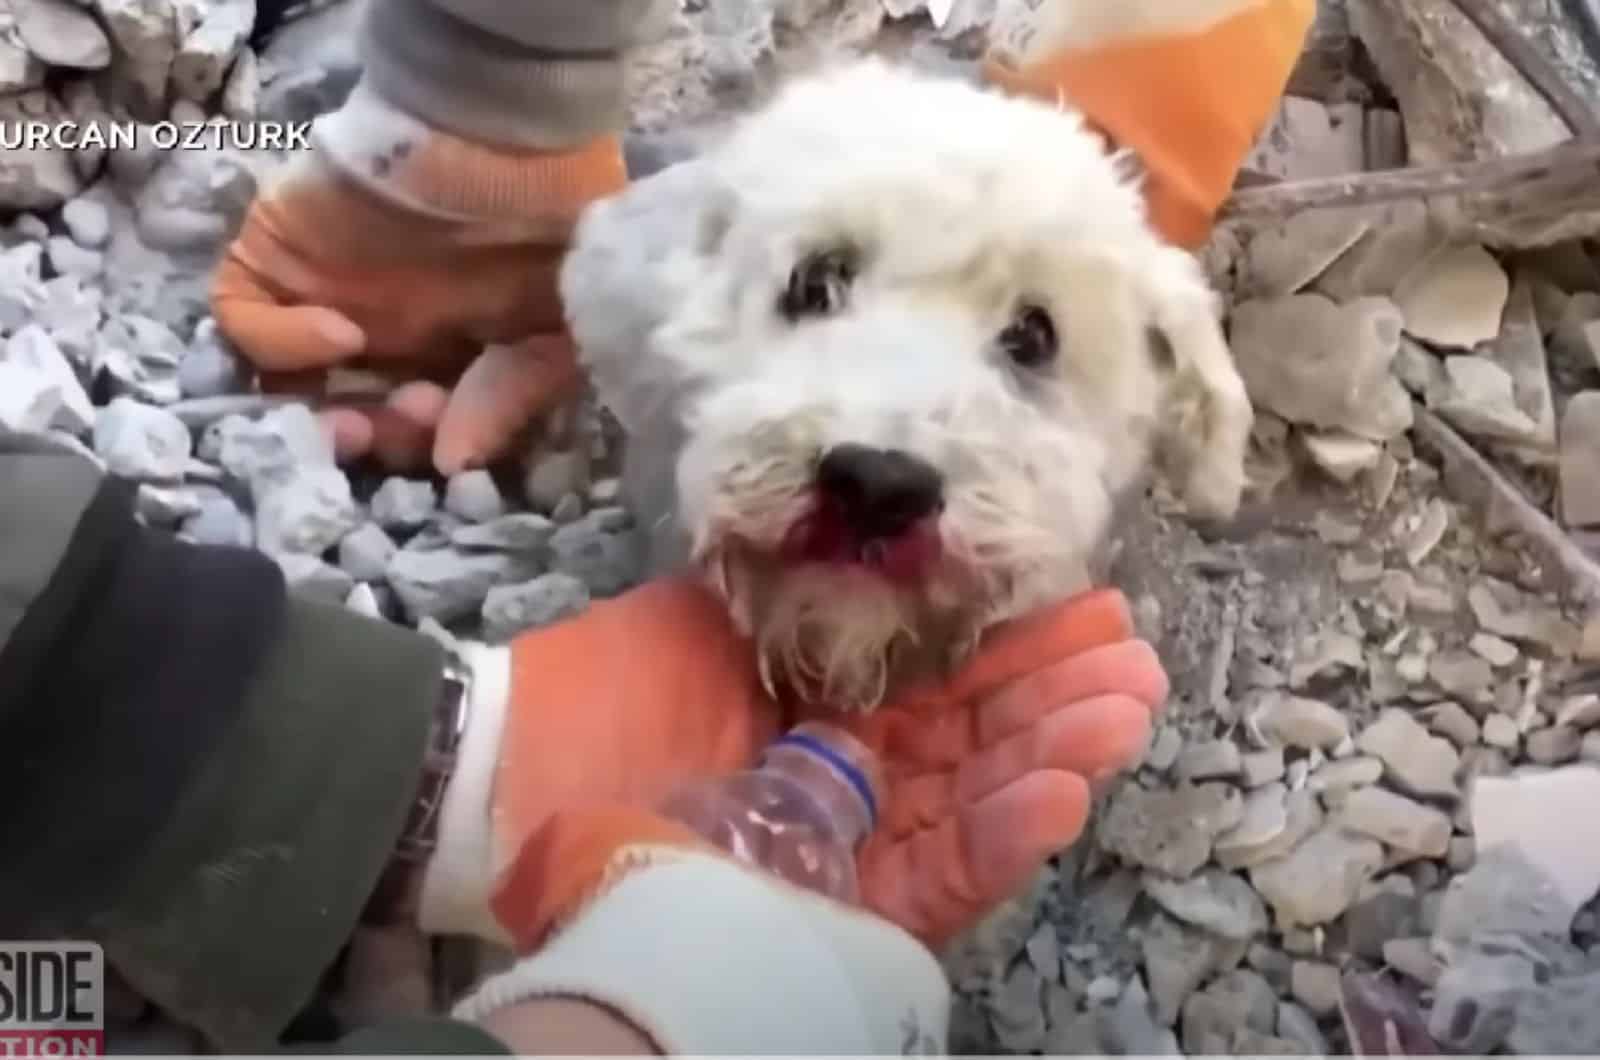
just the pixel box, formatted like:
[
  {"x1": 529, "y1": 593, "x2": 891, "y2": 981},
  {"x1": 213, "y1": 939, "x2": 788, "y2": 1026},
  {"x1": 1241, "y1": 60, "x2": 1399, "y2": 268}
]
[
  {"x1": 359, "y1": 0, "x2": 668, "y2": 151},
  {"x1": 312, "y1": 82, "x2": 627, "y2": 229}
]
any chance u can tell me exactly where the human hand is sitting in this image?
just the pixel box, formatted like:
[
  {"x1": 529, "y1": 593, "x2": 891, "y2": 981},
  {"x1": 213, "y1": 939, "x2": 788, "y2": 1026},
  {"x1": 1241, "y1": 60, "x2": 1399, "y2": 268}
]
[
  {"x1": 446, "y1": 583, "x2": 1165, "y2": 950},
  {"x1": 210, "y1": 87, "x2": 628, "y2": 474},
  {"x1": 982, "y1": 0, "x2": 1315, "y2": 247},
  {"x1": 834, "y1": 587, "x2": 1169, "y2": 948}
]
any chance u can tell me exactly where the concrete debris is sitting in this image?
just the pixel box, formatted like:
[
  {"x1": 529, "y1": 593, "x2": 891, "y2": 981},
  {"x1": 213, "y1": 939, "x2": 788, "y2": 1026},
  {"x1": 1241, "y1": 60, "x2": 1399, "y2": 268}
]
[
  {"x1": 1099, "y1": 782, "x2": 1243, "y2": 879},
  {"x1": 1141, "y1": 869, "x2": 1269, "y2": 942},
  {"x1": 1228, "y1": 294, "x2": 1412, "y2": 440},
  {"x1": 10, "y1": 0, "x2": 1600, "y2": 1048},
  {"x1": 1348, "y1": 0, "x2": 1568, "y2": 165},
  {"x1": 1249, "y1": 826, "x2": 1385, "y2": 928},
  {"x1": 1356, "y1": 708, "x2": 1461, "y2": 799}
]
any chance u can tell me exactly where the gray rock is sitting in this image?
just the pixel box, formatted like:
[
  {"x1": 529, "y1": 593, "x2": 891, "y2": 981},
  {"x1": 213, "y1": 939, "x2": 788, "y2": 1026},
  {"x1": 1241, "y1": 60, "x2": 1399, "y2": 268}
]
[
  {"x1": 220, "y1": 44, "x2": 258, "y2": 118},
  {"x1": 1288, "y1": 960, "x2": 1341, "y2": 1017},
  {"x1": 1141, "y1": 869, "x2": 1268, "y2": 941},
  {"x1": 3, "y1": 324, "x2": 93, "y2": 435},
  {"x1": 97, "y1": 314, "x2": 185, "y2": 405},
  {"x1": 92, "y1": 396, "x2": 190, "y2": 480},
  {"x1": 1144, "y1": 726, "x2": 1183, "y2": 773},
  {"x1": 1228, "y1": 293, "x2": 1411, "y2": 440},
  {"x1": 214, "y1": 403, "x2": 334, "y2": 490},
  {"x1": 1429, "y1": 354, "x2": 1543, "y2": 444},
  {"x1": 1393, "y1": 243, "x2": 1509, "y2": 348},
  {"x1": 1099, "y1": 975, "x2": 1181, "y2": 1055},
  {"x1": 1276, "y1": 999, "x2": 1329, "y2": 1055},
  {"x1": 451, "y1": 513, "x2": 557, "y2": 553},
  {"x1": 1253, "y1": 693, "x2": 1350, "y2": 750},
  {"x1": 548, "y1": 514, "x2": 639, "y2": 598},
  {"x1": 522, "y1": 448, "x2": 590, "y2": 513},
  {"x1": 1356, "y1": 707, "x2": 1461, "y2": 798},
  {"x1": 16, "y1": 0, "x2": 110, "y2": 68},
  {"x1": 1181, "y1": 969, "x2": 1277, "y2": 1054},
  {"x1": 989, "y1": 960, "x2": 1046, "y2": 1052},
  {"x1": 46, "y1": 236, "x2": 103, "y2": 280},
  {"x1": 1383, "y1": 936, "x2": 1441, "y2": 986},
  {"x1": 1505, "y1": 965, "x2": 1600, "y2": 1055},
  {"x1": 135, "y1": 483, "x2": 204, "y2": 526},
  {"x1": 1527, "y1": 725, "x2": 1582, "y2": 765},
  {"x1": 0, "y1": 91, "x2": 83, "y2": 211},
  {"x1": 1421, "y1": 701, "x2": 1481, "y2": 748},
  {"x1": 1176, "y1": 740, "x2": 1241, "y2": 782},
  {"x1": 1343, "y1": 889, "x2": 1420, "y2": 961},
  {"x1": 1249, "y1": 826, "x2": 1385, "y2": 928},
  {"x1": 549, "y1": 492, "x2": 584, "y2": 524},
  {"x1": 254, "y1": 467, "x2": 361, "y2": 556},
  {"x1": 1101, "y1": 781, "x2": 1244, "y2": 878},
  {"x1": 1435, "y1": 844, "x2": 1575, "y2": 946},
  {"x1": 1306, "y1": 750, "x2": 1377, "y2": 790},
  {"x1": 1239, "y1": 207, "x2": 1372, "y2": 299},
  {"x1": 274, "y1": 553, "x2": 355, "y2": 603},
  {"x1": 339, "y1": 523, "x2": 399, "y2": 583},
  {"x1": 386, "y1": 546, "x2": 542, "y2": 624},
  {"x1": 1140, "y1": 913, "x2": 1241, "y2": 1027},
  {"x1": 1235, "y1": 746, "x2": 1286, "y2": 787},
  {"x1": 1560, "y1": 391, "x2": 1600, "y2": 528},
  {"x1": 1213, "y1": 782, "x2": 1298, "y2": 869},
  {"x1": 0, "y1": 36, "x2": 45, "y2": 92},
  {"x1": 170, "y1": 0, "x2": 252, "y2": 103},
  {"x1": 181, "y1": 492, "x2": 252, "y2": 547},
  {"x1": 62, "y1": 197, "x2": 111, "y2": 249},
  {"x1": 481, "y1": 573, "x2": 591, "y2": 643},
  {"x1": 370, "y1": 477, "x2": 438, "y2": 530},
  {"x1": 1351, "y1": 0, "x2": 1568, "y2": 165},
  {"x1": 1429, "y1": 649, "x2": 1495, "y2": 706},
  {"x1": 179, "y1": 318, "x2": 248, "y2": 399},
  {"x1": 444, "y1": 470, "x2": 505, "y2": 523},
  {"x1": 93, "y1": 0, "x2": 182, "y2": 117},
  {"x1": 1337, "y1": 786, "x2": 1452, "y2": 858}
]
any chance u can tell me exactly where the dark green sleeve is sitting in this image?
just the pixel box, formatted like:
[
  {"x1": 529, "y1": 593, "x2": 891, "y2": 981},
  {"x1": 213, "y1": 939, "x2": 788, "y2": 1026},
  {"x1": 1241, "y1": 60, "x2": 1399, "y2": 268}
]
[
  {"x1": 0, "y1": 428, "x2": 447, "y2": 1053},
  {"x1": 311, "y1": 1016, "x2": 513, "y2": 1055}
]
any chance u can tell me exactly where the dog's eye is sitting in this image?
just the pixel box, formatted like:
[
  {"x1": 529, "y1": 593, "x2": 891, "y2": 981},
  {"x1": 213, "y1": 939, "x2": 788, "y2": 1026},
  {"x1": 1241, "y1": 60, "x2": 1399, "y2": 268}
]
[
  {"x1": 780, "y1": 249, "x2": 855, "y2": 320},
  {"x1": 998, "y1": 304, "x2": 1057, "y2": 369}
]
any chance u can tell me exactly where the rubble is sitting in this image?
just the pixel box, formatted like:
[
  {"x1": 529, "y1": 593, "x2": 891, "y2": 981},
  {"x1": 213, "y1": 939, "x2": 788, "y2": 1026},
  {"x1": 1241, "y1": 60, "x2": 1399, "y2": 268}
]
[{"x1": 8, "y1": 0, "x2": 1600, "y2": 1052}]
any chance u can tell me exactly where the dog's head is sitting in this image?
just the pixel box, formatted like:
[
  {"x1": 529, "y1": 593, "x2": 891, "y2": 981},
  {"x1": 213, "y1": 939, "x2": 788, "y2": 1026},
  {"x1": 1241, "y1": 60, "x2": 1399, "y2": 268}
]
[{"x1": 562, "y1": 59, "x2": 1252, "y2": 710}]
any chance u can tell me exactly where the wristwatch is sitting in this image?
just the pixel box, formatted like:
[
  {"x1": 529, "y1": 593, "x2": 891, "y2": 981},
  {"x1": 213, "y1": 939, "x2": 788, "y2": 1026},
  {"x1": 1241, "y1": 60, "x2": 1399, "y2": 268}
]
[{"x1": 393, "y1": 640, "x2": 473, "y2": 863}]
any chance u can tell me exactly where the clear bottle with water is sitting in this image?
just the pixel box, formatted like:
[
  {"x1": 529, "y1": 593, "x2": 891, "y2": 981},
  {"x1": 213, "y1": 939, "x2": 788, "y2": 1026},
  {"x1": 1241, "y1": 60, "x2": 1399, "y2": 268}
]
[{"x1": 656, "y1": 721, "x2": 884, "y2": 904}]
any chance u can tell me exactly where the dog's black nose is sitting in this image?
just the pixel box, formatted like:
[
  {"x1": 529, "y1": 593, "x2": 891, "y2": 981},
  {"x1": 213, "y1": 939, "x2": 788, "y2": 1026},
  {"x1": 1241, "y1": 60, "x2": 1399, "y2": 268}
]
[{"x1": 817, "y1": 444, "x2": 944, "y2": 538}]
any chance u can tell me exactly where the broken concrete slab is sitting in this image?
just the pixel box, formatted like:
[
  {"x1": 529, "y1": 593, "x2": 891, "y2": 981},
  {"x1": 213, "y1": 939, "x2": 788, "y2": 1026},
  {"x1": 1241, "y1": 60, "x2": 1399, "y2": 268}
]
[
  {"x1": 1239, "y1": 207, "x2": 1372, "y2": 299},
  {"x1": 1428, "y1": 354, "x2": 1542, "y2": 444},
  {"x1": 1348, "y1": 0, "x2": 1568, "y2": 165},
  {"x1": 1469, "y1": 766, "x2": 1600, "y2": 918},
  {"x1": 1393, "y1": 243, "x2": 1509, "y2": 349},
  {"x1": 1560, "y1": 391, "x2": 1600, "y2": 528}
]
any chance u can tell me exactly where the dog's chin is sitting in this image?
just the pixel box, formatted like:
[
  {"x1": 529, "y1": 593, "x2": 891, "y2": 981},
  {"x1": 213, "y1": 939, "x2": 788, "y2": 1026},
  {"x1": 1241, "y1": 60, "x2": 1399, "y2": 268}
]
[{"x1": 700, "y1": 522, "x2": 984, "y2": 713}]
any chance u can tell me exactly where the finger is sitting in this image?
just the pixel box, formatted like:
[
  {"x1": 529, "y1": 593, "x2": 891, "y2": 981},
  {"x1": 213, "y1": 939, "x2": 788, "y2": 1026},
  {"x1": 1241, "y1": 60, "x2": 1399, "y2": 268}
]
[
  {"x1": 977, "y1": 639, "x2": 1169, "y2": 747},
  {"x1": 938, "y1": 588, "x2": 1135, "y2": 705},
  {"x1": 213, "y1": 266, "x2": 366, "y2": 374},
  {"x1": 372, "y1": 382, "x2": 450, "y2": 470},
  {"x1": 433, "y1": 336, "x2": 582, "y2": 476},
  {"x1": 320, "y1": 407, "x2": 376, "y2": 463},
  {"x1": 864, "y1": 770, "x2": 1090, "y2": 947},
  {"x1": 884, "y1": 692, "x2": 1149, "y2": 835}
]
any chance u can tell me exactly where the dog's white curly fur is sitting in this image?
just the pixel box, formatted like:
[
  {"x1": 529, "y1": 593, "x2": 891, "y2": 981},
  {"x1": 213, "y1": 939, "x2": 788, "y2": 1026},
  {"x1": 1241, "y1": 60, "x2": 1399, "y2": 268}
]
[{"x1": 560, "y1": 59, "x2": 1252, "y2": 711}]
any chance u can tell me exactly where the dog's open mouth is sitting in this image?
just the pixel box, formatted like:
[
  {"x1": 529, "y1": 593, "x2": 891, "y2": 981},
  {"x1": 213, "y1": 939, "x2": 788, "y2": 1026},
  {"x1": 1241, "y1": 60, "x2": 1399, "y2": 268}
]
[{"x1": 779, "y1": 495, "x2": 943, "y2": 583}]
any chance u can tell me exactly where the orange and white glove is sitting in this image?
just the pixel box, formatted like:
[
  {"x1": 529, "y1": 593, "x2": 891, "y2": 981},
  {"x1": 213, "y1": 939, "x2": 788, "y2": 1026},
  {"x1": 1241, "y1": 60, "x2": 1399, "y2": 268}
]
[
  {"x1": 210, "y1": 83, "x2": 627, "y2": 474},
  {"x1": 983, "y1": 0, "x2": 1315, "y2": 247},
  {"x1": 418, "y1": 581, "x2": 1166, "y2": 951},
  {"x1": 453, "y1": 807, "x2": 955, "y2": 1055}
]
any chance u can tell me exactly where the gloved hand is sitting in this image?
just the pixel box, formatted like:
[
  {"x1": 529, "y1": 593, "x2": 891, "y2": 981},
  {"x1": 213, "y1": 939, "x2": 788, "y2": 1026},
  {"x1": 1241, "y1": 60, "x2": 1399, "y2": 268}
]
[
  {"x1": 983, "y1": 0, "x2": 1315, "y2": 247},
  {"x1": 210, "y1": 85, "x2": 627, "y2": 474},
  {"x1": 455, "y1": 810, "x2": 955, "y2": 1056},
  {"x1": 419, "y1": 580, "x2": 1166, "y2": 952}
]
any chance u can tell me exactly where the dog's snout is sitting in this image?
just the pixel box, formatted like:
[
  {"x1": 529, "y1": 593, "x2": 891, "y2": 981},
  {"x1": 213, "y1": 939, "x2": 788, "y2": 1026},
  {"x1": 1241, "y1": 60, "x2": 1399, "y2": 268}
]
[{"x1": 816, "y1": 444, "x2": 944, "y2": 538}]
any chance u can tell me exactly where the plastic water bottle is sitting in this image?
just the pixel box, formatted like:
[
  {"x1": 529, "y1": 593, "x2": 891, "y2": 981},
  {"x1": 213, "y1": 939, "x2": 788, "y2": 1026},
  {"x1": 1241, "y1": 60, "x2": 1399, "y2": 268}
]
[{"x1": 656, "y1": 721, "x2": 884, "y2": 904}]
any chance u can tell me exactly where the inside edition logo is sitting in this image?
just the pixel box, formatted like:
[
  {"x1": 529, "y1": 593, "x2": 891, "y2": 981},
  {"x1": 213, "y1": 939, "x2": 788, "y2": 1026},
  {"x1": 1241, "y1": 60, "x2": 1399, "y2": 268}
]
[{"x1": 0, "y1": 944, "x2": 103, "y2": 1056}]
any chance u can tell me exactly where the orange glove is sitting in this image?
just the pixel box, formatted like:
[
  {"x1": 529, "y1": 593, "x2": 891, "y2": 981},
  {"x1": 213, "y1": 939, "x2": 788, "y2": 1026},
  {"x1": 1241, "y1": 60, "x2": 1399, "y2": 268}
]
[
  {"x1": 210, "y1": 87, "x2": 627, "y2": 474},
  {"x1": 984, "y1": 0, "x2": 1314, "y2": 248},
  {"x1": 470, "y1": 585, "x2": 1165, "y2": 954}
]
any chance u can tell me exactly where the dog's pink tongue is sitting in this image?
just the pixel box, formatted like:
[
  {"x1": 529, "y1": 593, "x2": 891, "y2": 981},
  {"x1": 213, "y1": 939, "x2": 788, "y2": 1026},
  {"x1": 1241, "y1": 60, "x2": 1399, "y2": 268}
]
[{"x1": 784, "y1": 506, "x2": 940, "y2": 583}]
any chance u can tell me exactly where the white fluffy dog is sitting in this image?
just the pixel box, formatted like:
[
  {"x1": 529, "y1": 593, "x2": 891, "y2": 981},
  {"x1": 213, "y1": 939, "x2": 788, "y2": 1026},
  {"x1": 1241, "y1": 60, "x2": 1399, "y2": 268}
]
[{"x1": 560, "y1": 59, "x2": 1252, "y2": 712}]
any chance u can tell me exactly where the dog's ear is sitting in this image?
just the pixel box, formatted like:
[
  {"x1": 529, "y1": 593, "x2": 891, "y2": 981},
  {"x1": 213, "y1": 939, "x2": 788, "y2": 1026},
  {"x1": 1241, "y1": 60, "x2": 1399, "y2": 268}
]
[
  {"x1": 1141, "y1": 245, "x2": 1254, "y2": 521},
  {"x1": 559, "y1": 159, "x2": 735, "y2": 433}
]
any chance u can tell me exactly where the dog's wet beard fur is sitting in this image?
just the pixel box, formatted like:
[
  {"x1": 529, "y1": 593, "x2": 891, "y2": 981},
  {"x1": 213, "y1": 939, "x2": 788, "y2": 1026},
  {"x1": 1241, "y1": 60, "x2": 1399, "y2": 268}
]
[{"x1": 561, "y1": 59, "x2": 1254, "y2": 713}]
